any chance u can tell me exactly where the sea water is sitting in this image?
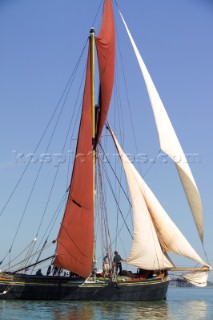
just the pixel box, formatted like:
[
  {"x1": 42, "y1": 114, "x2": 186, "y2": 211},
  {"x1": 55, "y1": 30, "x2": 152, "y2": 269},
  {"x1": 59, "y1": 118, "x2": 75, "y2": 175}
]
[{"x1": 0, "y1": 287, "x2": 213, "y2": 320}]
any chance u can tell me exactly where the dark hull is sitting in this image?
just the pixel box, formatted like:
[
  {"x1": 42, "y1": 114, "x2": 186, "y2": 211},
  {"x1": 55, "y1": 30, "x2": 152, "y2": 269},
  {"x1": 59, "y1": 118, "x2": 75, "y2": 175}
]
[{"x1": 0, "y1": 274, "x2": 169, "y2": 301}]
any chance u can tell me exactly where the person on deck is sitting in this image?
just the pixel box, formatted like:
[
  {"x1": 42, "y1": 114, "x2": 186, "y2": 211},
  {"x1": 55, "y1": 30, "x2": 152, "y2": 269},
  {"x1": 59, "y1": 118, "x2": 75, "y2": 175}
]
[
  {"x1": 36, "y1": 269, "x2": 43, "y2": 276},
  {"x1": 113, "y1": 251, "x2": 122, "y2": 275},
  {"x1": 102, "y1": 253, "x2": 110, "y2": 275}
]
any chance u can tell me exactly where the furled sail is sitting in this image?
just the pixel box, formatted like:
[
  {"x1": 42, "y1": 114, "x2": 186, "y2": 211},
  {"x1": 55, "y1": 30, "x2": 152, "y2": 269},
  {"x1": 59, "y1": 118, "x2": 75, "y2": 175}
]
[
  {"x1": 111, "y1": 130, "x2": 208, "y2": 272},
  {"x1": 120, "y1": 12, "x2": 203, "y2": 242},
  {"x1": 54, "y1": 48, "x2": 94, "y2": 278},
  {"x1": 95, "y1": 0, "x2": 115, "y2": 143}
]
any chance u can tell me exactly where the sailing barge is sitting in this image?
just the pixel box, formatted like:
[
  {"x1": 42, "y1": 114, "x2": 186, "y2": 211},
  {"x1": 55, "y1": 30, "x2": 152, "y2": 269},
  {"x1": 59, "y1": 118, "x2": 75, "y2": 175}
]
[{"x1": 0, "y1": 0, "x2": 210, "y2": 300}]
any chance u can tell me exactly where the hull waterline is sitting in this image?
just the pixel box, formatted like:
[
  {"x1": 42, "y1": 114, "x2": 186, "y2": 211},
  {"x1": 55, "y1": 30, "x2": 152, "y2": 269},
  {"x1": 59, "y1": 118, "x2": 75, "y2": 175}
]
[{"x1": 0, "y1": 274, "x2": 169, "y2": 301}]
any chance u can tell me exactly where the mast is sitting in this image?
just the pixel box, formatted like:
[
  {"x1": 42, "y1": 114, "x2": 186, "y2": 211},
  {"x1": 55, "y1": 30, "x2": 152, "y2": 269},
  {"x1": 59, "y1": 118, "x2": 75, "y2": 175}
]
[
  {"x1": 54, "y1": 0, "x2": 115, "y2": 278},
  {"x1": 90, "y1": 28, "x2": 95, "y2": 144},
  {"x1": 90, "y1": 27, "x2": 96, "y2": 270}
]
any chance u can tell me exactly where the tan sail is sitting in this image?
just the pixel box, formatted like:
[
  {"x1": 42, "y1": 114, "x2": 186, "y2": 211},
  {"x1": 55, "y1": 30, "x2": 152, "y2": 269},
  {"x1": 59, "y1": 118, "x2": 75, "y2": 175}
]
[
  {"x1": 111, "y1": 130, "x2": 208, "y2": 270},
  {"x1": 119, "y1": 11, "x2": 203, "y2": 242},
  {"x1": 54, "y1": 0, "x2": 115, "y2": 278},
  {"x1": 54, "y1": 46, "x2": 94, "y2": 278},
  {"x1": 111, "y1": 133, "x2": 173, "y2": 270},
  {"x1": 183, "y1": 271, "x2": 209, "y2": 287},
  {"x1": 95, "y1": 0, "x2": 115, "y2": 144}
]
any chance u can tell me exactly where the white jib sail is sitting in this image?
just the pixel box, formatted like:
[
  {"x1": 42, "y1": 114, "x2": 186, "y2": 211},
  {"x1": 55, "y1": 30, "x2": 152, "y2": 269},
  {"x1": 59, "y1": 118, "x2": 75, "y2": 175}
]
[
  {"x1": 112, "y1": 135, "x2": 173, "y2": 270},
  {"x1": 119, "y1": 11, "x2": 203, "y2": 242},
  {"x1": 111, "y1": 131, "x2": 208, "y2": 270},
  {"x1": 183, "y1": 271, "x2": 209, "y2": 287}
]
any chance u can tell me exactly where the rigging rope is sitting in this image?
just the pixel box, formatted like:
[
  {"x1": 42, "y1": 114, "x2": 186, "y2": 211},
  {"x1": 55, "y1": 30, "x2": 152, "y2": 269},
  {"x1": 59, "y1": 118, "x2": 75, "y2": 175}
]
[
  {"x1": 99, "y1": 142, "x2": 131, "y2": 205},
  {"x1": 0, "y1": 43, "x2": 87, "y2": 220},
  {"x1": 101, "y1": 158, "x2": 133, "y2": 239},
  {"x1": 32, "y1": 44, "x2": 89, "y2": 263},
  {"x1": 96, "y1": 154, "x2": 112, "y2": 260},
  {"x1": 0, "y1": 41, "x2": 89, "y2": 267}
]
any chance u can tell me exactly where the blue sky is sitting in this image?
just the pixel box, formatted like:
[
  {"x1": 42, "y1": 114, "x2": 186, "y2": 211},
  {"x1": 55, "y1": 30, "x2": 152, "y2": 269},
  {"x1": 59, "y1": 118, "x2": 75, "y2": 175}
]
[{"x1": 0, "y1": 0, "x2": 213, "y2": 280}]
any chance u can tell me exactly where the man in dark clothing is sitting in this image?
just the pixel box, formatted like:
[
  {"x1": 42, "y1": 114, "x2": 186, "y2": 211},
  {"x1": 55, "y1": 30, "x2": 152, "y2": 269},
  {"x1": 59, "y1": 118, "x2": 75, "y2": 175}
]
[
  {"x1": 36, "y1": 269, "x2": 43, "y2": 276},
  {"x1": 113, "y1": 251, "x2": 122, "y2": 275}
]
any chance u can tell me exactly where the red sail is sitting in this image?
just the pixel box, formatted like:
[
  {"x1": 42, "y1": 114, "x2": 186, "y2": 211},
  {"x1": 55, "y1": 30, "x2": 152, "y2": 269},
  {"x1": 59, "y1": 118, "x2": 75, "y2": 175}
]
[
  {"x1": 54, "y1": 48, "x2": 94, "y2": 278},
  {"x1": 95, "y1": 0, "x2": 115, "y2": 143},
  {"x1": 54, "y1": 0, "x2": 115, "y2": 278}
]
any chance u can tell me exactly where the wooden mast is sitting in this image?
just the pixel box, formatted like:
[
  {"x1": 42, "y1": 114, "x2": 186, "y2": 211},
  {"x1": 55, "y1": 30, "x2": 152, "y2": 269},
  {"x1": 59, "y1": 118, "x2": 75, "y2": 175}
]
[{"x1": 90, "y1": 27, "x2": 96, "y2": 271}]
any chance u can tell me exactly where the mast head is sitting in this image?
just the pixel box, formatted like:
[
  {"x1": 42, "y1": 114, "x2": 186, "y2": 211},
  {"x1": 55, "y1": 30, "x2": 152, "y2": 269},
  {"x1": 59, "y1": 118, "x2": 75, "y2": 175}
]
[{"x1": 90, "y1": 27, "x2": 95, "y2": 34}]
